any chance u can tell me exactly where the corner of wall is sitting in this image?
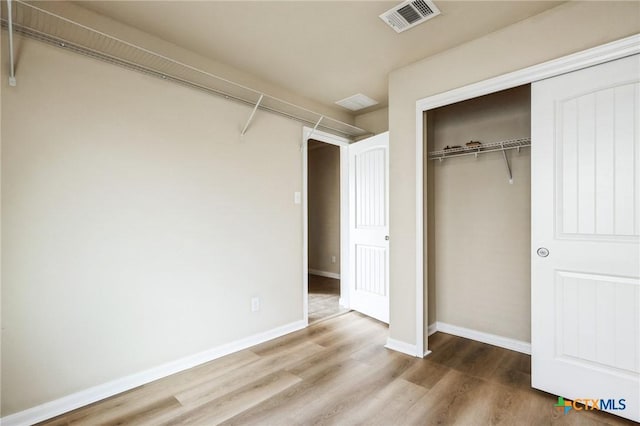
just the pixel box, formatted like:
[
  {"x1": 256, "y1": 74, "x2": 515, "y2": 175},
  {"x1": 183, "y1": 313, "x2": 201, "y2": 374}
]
[{"x1": 355, "y1": 107, "x2": 389, "y2": 135}]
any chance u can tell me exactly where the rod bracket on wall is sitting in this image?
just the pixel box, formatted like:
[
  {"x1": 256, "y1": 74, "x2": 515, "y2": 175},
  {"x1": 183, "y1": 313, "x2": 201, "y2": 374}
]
[
  {"x1": 308, "y1": 116, "x2": 324, "y2": 141},
  {"x1": 501, "y1": 143, "x2": 513, "y2": 184},
  {"x1": 301, "y1": 116, "x2": 324, "y2": 150},
  {"x1": 240, "y1": 93, "x2": 264, "y2": 136},
  {"x1": 6, "y1": 0, "x2": 17, "y2": 86}
]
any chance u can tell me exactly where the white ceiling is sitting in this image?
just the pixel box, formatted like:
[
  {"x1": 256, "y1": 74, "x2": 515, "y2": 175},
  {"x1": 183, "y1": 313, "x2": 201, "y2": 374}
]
[{"x1": 76, "y1": 1, "x2": 563, "y2": 115}]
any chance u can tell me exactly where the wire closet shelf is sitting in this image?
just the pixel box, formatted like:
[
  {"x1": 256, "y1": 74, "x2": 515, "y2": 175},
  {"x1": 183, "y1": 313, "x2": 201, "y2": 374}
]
[
  {"x1": 0, "y1": 0, "x2": 371, "y2": 140},
  {"x1": 427, "y1": 137, "x2": 531, "y2": 161}
]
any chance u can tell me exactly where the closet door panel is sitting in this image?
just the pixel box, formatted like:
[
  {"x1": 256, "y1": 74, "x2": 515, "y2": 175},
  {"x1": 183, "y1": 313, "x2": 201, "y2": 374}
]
[{"x1": 532, "y1": 54, "x2": 639, "y2": 423}]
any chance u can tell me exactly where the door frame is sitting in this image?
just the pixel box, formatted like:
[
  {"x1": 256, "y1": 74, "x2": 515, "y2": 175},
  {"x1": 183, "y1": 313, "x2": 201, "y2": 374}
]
[
  {"x1": 302, "y1": 127, "x2": 351, "y2": 325},
  {"x1": 414, "y1": 34, "x2": 640, "y2": 357}
]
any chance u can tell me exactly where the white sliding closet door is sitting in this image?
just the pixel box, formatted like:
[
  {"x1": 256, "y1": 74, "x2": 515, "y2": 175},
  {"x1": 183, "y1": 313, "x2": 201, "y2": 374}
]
[
  {"x1": 349, "y1": 132, "x2": 389, "y2": 323},
  {"x1": 531, "y1": 54, "x2": 639, "y2": 422}
]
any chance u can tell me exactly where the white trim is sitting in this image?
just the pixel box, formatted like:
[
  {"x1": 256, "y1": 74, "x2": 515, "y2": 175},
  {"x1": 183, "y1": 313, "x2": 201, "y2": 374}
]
[
  {"x1": 433, "y1": 322, "x2": 531, "y2": 355},
  {"x1": 416, "y1": 34, "x2": 640, "y2": 112},
  {"x1": 414, "y1": 34, "x2": 640, "y2": 358},
  {"x1": 415, "y1": 107, "x2": 424, "y2": 358},
  {"x1": 302, "y1": 127, "x2": 351, "y2": 322},
  {"x1": 303, "y1": 127, "x2": 350, "y2": 147},
  {"x1": 339, "y1": 144, "x2": 350, "y2": 308},
  {"x1": 308, "y1": 269, "x2": 341, "y2": 280},
  {"x1": 427, "y1": 322, "x2": 438, "y2": 336},
  {"x1": 1, "y1": 319, "x2": 306, "y2": 426},
  {"x1": 302, "y1": 136, "x2": 309, "y2": 325},
  {"x1": 385, "y1": 337, "x2": 419, "y2": 357}
]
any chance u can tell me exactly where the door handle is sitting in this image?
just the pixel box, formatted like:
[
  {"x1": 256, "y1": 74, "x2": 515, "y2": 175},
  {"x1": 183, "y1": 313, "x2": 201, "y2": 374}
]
[
  {"x1": 385, "y1": 235, "x2": 390, "y2": 241},
  {"x1": 537, "y1": 247, "x2": 549, "y2": 258}
]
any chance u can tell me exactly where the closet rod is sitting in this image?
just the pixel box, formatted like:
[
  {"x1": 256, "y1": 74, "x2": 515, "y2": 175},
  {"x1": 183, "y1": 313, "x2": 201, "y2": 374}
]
[
  {"x1": 428, "y1": 137, "x2": 530, "y2": 184},
  {"x1": 0, "y1": 1, "x2": 371, "y2": 140},
  {"x1": 428, "y1": 137, "x2": 531, "y2": 161}
]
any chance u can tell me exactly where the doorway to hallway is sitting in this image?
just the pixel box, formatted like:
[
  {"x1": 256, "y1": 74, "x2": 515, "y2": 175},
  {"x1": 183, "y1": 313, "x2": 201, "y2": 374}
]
[{"x1": 307, "y1": 274, "x2": 348, "y2": 323}]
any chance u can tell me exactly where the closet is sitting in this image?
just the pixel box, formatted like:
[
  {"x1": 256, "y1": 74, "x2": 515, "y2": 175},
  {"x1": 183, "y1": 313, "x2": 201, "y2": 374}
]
[
  {"x1": 421, "y1": 52, "x2": 639, "y2": 423},
  {"x1": 425, "y1": 85, "x2": 532, "y2": 344}
]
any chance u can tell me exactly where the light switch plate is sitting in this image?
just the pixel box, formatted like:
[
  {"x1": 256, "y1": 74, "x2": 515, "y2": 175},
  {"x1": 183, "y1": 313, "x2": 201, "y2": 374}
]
[{"x1": 294, "y1": 192, "x2": 301, "y2": 204}]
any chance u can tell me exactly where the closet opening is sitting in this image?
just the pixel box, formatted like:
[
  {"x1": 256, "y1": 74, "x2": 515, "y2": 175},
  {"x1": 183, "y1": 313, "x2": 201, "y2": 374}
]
[
  {"x1": 425, "y1": 84, "x2": 532, "y2": 350},
  {"x1": 307, "y1": 139, "x2": 349, "y2": 323}
]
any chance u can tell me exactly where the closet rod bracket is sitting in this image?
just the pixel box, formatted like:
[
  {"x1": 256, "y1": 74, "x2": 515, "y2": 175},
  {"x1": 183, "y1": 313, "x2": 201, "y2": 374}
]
[
  {"x1": 301, "y1": 116, "x2": 324, "y2": 150},
  {"x1": 307, "y1": 116, "x2": 324, "y2": 141},
  {"x1": 240, "y1": 93, "x2": 264, "y2": 136},
  {"x1": 6, "y1": 0, "x2": 16, "y2": 86},
  {"x1": 501, "y1": 143, "x2": 513, "y2": 184}
]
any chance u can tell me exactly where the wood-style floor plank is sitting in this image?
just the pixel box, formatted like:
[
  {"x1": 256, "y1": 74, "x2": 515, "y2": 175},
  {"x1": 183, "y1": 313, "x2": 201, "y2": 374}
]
[
  {"x1": 307, "y1": 274, "x2": 348, "y2": 324},
  {"x1": 164, "y1": 371, "x2": 301, "y2": 425},
  {"x1": 39, "y1": 312, "x2": 636, "y2": 426}
]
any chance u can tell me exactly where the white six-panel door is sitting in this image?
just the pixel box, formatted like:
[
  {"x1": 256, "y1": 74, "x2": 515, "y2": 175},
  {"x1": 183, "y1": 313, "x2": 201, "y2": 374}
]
[
  {"x1": 349, "y1": 132, "x2": 390, "y2": 323},
  {"x1": 531, "y1": 54, "x2": 639, "y2": 422}
]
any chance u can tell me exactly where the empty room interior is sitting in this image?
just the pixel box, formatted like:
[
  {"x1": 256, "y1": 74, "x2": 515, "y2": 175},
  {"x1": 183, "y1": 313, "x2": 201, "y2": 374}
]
[{"x1": 1, "y1": 1, "x2": 639, "y2": 425}]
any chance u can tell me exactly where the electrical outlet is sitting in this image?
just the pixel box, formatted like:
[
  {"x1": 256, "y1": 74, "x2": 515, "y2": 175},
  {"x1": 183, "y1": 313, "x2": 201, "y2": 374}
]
[
  {"x1": 251, "y1": 297, "x2": 260, "y2": 312},
  {"x1": 331, "y1": 255, "x2": 336, "y2": 264}
]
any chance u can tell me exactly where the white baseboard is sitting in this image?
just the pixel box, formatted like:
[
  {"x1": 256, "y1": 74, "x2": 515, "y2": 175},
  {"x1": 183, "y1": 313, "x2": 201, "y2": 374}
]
[
  {"x1": 308, "y1": 269, "x2": 340, "y2": 280},
  {"x1": 1, "y1": 319, "x2": 307, "y2": 426},
  {"x1": 431, "y1": 322, "x2": 531, "y2": 355},
  {"x1": 385, "y1": 337, "x2": 420, "y2": 357},
  {"x1": 427, "y1": 323, "x2": 438, "y2": 336}
]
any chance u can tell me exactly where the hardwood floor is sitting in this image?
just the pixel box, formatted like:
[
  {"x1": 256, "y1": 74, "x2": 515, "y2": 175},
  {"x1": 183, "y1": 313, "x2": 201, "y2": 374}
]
[
  {"x1": 308, "y1": 274, "x2": 348, "y2": 324},
  {"x1": 40, "y1": 312, "x2": 635, "y2": 425}
]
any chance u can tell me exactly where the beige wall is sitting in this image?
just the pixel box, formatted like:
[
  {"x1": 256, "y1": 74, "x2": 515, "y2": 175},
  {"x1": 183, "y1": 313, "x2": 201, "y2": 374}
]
[
  {"x1": 308, "y1": 143, "x2": 341, "y2": 275},
  {"x1": 428, "y1": 86, "x2": 531, "y2": 341},
  {"x1": 388, "y1": 1, "x2": 640, "y2": 346},
  {"x1": 355, "y1": 108, "x2": 389, "y2": 135},
  {"x1": 1, "y1": 38, "x2": 305, "y2": 415}
]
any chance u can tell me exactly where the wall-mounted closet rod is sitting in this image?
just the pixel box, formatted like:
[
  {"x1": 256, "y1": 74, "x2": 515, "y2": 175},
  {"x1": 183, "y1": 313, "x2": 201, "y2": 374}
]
[
  {"x1": 428, "y1": 138, "x2": 530, "y2": 161},
  {"x1": 6, "y1": 0, "x2": 16, "y2": 86},
  {"x1": 3, "y1": 24, "x2": 337, "y2": 136},
  {"x1": 428, "y1": 137, "x2": 530, "y2": 183},
  {"x1": 0, "y1": 0, "x2": 370, "y2": 140},
  {"x1": 1, "y1": 20, "x2": 360, "y2": 138}
]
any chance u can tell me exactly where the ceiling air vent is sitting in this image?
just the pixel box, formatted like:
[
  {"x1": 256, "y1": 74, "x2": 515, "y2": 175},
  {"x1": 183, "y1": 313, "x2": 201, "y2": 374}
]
[{"x1": 380, "y1": 0, "x2": 440, "y2": 33}]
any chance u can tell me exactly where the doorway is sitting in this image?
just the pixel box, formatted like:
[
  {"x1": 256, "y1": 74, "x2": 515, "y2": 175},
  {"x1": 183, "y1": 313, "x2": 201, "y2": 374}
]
[
  {"x1": 414, "y1": 36, "x2": 638, "y2": 358},
  {"x1": 424, "y1": 85, "x2": 532, "y2": 350},
  {"x1": 302, "y1": 127, "x2": 390, "y2": 327},
  {"x1": 302, "y1": 127, "x2": 351, "y2": 325},
  {"x1": 414, "y1": 38, "x2": 638, "y2": 422},
  {"x1": 307, "y1": 139, "x2": 349, "y2": 323}
]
